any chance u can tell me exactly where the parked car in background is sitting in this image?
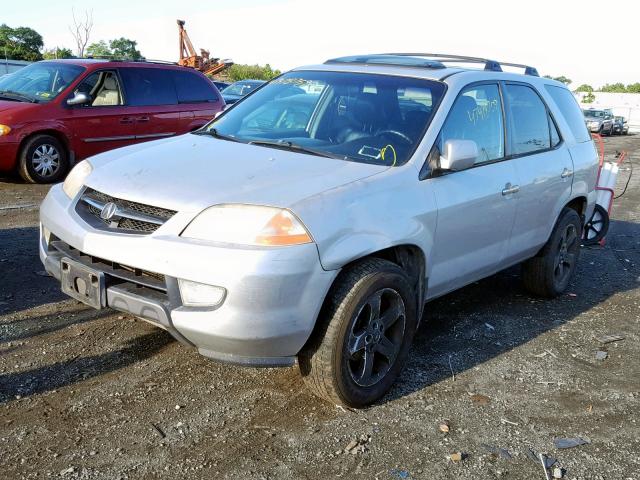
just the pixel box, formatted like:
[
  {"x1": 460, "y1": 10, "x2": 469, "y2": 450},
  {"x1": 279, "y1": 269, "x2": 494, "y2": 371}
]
[
  {"x1": 0, "y1": 59, "x2": 224, "y2": 183},
  {"x1": 221, "y1": 79, "x2": 266, "y2": 104},
  {"x1": 212, "y1": 80, "x2": 230, "y2": 91},
  {"x1": 583, "y1": 108, "x2": 614, "y2": 135},
  {"x1": 40, "y1": 53, "x2": 598, "y2": 406},
  {"x1": 612, "y1": 116, "x2": 629, "y2": 135}
]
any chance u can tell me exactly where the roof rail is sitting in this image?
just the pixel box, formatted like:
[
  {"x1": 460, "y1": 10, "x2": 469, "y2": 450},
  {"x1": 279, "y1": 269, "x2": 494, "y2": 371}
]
[
  {"x1": 382, "y1": 53, "x2": 539, "y2": 76},
  {"x1": 325, "y1": 54, "x2": 445, "y2": 70}
]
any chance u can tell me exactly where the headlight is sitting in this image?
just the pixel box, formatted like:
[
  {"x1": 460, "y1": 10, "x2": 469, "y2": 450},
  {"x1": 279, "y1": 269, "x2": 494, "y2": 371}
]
[
  {"x1": 0, "y1": 124, "x2": 11, "y2": 136},
  {"x1": 62, "y1": 160, "x2": 92, "y2": 199},
  {"x1": 181, "y1": 204, "x2": 313, "y2": 246}
]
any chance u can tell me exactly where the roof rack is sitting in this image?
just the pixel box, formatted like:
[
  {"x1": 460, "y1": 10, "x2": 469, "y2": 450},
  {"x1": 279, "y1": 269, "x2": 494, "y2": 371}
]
[
  {"x1": 382, "y1": 53, "x2": 539, "y2": 76},
  {"x1": 325, "y1": 54, "x2": 446, "y2": 70}
]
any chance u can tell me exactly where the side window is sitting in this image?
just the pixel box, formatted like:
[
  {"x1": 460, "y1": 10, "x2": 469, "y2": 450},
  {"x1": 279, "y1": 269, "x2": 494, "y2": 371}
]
[
  {"x1": 545, "y1": 85, "x2": 591, "y2": 143},
  {"x1": 74, "y1": 70, "x2": 123, "y2": 107},
  {"x1": 171, "y1": 70, "x2": 218, "y2": 103},
  {"x1": 549, "y1": 114, "x2": 561, "y2": 147},
  {"x1": 504, "y1": 84, "x2": 550, "y2": 155},
  {"x1": 119, "y1": 68, "x2": 177, "y2": 106},
  {"x1": 439, "y1": 84, "x2": 504, "y2": 164}
]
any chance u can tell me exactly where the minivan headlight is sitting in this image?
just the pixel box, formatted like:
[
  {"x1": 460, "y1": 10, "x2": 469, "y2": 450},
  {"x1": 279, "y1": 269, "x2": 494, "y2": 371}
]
[
  {"x1": 181, "y1": 204, "x2": 313, "y2": 246},
  {"x1": 62, "y1": 160, "x2": 92, "y2": 199}
]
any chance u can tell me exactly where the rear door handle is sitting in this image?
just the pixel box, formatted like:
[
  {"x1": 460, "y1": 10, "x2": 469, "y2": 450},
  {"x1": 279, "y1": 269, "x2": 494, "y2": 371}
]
[
  {"x1": 136, "y1": 116, "x2": 150, "y2": 123},
  {"x1": 502, "y1": 183, "x2": 520, "y2": 196},
  {"x1": 561, "y1": 168, "x2": 574, "y2": 178},
  {"x1": 119, "y1": 116, "x2": 135, "y2": 124}
]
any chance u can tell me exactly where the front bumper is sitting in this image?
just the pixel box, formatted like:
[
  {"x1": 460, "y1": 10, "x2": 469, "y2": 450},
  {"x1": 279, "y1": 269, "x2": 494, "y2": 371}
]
[
  {"x1": 40, "y1": 184, "x2": 338, "y2": 367},
  {"x1": 0, "y1": 140, "x2": 19, "y2": 172}
]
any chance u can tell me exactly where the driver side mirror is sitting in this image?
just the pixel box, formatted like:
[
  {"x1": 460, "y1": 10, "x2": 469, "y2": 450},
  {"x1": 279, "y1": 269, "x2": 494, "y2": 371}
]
[
  {"x1": 439, "y1": 139, "x2": 478, "y2": 171},
  {"x1": 67, "y1": 92, "x2": 90, "y2": 106}
]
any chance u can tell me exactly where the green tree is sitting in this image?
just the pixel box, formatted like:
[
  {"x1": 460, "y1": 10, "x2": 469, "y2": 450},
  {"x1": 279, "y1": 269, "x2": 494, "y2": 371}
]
[
  {"x1": 43, "y1": 47, "x2": 74, "y2": 59},
  {"x1": 598, "y1": 83, "x2": 626, "y2": 93},
  {"x1": 626, "y1": 83, "x2": 640, "y2": 93},
  {"x1": 582, "y1": 91, "x2": 596, "y2": 104},
  {"x1": 544, "y1": 75, "x2": 571, "y2": 85},
  {"x1": 0, "y1": 24, "x2": 43, "y2": 61},
  {"x1": 226, "y1": 63, "x2": 281, "y2": 82},
  {"x1": 109, "y1": 37, "x2": 142, "y2": 60},
  {"x1": 86, "y1": 40, "x2": 111, "y2": 58},
  {"x1": 575, "y1": 84, "x2": 593, "y2": 93}
]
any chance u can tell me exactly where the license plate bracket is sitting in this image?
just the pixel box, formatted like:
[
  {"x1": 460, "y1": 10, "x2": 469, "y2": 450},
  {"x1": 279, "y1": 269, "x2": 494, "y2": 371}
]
[{"x1": 60, "y1": 257, "x2": 106, "y2": 309}]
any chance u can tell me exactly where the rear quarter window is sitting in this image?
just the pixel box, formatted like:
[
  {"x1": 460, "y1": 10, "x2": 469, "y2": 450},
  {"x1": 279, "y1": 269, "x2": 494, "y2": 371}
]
[
  {"x1": 120, "y1": 67, "x2": 177, "y2": 106},
  {"x1": 170, "y1": 70, "x2": 218, "y2": 103},
  {"x1": 544, "y1": 85, "x2": 591, "y2": 143}
]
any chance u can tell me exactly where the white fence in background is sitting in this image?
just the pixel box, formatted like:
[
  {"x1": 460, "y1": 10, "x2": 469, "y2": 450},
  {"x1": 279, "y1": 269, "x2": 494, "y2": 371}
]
[{"x1": 574, "y1": 92, "x2": 640, "y2": 133}]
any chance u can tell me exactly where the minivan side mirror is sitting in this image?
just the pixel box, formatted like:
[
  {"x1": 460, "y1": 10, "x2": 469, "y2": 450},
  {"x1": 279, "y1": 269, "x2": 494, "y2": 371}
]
[
  {"x1": 439, "y1": 139, "x2": 478, "y2": 171},
  {"x1": 67, "y1": 92, "x2": 90, "y2": 106}
]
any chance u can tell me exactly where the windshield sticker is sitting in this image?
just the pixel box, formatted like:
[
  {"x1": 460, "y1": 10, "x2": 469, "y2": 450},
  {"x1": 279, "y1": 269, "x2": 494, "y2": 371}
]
[{"x1": 358, "y1": 145, "x2": 382, "y2": 160}]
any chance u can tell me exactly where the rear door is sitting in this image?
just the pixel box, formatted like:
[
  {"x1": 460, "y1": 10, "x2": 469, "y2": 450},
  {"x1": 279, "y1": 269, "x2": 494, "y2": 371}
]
[
  {"x1": 118, "y1": 67, "x2": 180, "y2": 142},
  {"x1": 502, "y1": 83, "x2": 573, "y2": 263},
  {"x1": 170, "y1": 69, "x2": 223, "y2": 131},
  {"x1": 63, "y1": 69, "x2": 137, "y2": 159},
  {"x1": 427, "y1": 83, "x2": 519, "y2": 298}
]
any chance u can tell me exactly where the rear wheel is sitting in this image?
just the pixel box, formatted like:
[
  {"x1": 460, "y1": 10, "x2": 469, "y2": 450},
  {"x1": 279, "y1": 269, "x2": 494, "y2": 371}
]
[
  {"x1": 299, "y1": 258, "x2": 417, "y2": 407},
  {"x1": 18, "y1": 134, "x2": 69, "y2": 184},
  {"x1": 522, "y1": 208, "x2": 582, "y2": 297}
]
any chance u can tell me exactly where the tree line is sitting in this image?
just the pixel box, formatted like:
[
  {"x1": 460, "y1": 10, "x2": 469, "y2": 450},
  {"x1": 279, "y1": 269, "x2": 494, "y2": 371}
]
[{"x1": 543, "y1": 75, "x2": 640, "y2": 93}]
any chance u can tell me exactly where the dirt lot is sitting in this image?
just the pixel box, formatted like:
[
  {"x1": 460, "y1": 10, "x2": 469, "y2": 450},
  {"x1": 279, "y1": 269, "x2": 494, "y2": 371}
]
[{"x1": 1, "y1": 135, "x2": 639, "y2": 480}]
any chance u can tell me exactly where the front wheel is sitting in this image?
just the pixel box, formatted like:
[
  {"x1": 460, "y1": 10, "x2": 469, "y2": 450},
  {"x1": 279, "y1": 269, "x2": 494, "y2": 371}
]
[
  {"x1": 522, "y1": 208, "x2": 582, "y2": 297},
  {"x1": 299, "y1": 258, "x2": 417, "y2": 407},
  {"x1": 18, "y1": 134, "x2": 69, "y2": 184}
]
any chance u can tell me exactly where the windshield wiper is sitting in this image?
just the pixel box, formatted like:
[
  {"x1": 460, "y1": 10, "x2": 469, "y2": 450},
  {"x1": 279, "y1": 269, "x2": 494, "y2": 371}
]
[
  {"x1": 248, "y1": 139, "x2": 347, "y2": 160},
  {"x1": 193, "y1": 127, "x2": 242, "y2": 143},
  {"x1": 0, "y1": 90, "x2": 38, "y2": 103}
]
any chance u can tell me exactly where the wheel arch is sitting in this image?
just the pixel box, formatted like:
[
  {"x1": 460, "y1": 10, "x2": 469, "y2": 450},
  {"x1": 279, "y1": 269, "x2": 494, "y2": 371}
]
[{"x1": 18, "y1": 129, "x2": 73, "y2": 165}]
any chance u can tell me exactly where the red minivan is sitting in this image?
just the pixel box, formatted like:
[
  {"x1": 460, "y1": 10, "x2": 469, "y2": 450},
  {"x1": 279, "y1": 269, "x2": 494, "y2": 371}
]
[{"x1": 0, "y1": 59, "x2": 224, "y2": 183}]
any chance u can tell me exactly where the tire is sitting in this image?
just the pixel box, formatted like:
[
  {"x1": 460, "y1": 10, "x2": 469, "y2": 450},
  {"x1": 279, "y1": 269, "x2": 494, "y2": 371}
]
[
  {"x1": 18, "y1": 134, "x2": 69, "y2": 184},
  {"x1": 299, "y1": 258, "x2": 417, "y2": 407},
  {"x1": 582, "y1": 204, "x2": 609, "y2": 246},
  {"x1": 522, "y1": 208, "x2": 582, "y2": 298}
]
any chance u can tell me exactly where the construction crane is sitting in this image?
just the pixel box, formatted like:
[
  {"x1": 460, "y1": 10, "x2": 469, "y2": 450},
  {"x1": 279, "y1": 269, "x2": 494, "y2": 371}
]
[{"x1": 177, "y1": 19, "x2": 232, "y2": 76}]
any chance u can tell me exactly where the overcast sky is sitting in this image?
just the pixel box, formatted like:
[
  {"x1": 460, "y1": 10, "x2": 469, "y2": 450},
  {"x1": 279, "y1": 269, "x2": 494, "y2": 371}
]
[{"x1": 4, "y1": 0, "x2": 638, "y2": 87}]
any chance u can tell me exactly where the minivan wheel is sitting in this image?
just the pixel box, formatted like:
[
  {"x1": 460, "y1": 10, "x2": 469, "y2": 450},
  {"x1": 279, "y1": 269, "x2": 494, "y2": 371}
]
[
  {"x1": 18, "y1": 134, "x2": 69, "y2": 184},
  {"x1": 522, "y1": 208, "x2": 582, "y2": 298},
  {"x1": 299, "y1": 258, "x2": 417, "y2": 407}
]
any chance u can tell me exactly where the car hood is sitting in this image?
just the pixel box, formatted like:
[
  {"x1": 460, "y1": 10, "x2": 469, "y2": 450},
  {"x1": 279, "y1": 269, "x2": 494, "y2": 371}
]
[
  {"x1": 0, "y1": 99, "x2": 40, "y2": 117},
  {"x1": 584, "y1": 116, "x2": 602, "y2": 122},
  {"x1": 85, "y1": 133, "x2": 389, "y2": 213}
]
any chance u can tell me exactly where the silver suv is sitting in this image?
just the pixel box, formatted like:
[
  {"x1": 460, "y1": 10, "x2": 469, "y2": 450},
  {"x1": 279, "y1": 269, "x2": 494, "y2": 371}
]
[{"x1": 40, "y1": 54, "x2": 598, "y2": 406}]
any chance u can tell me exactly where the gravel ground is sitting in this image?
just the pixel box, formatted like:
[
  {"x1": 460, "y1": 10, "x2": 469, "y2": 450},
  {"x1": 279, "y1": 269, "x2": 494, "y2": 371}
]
[{"x1": 0, "y1": 135, "x2": 639, "y2": 480}]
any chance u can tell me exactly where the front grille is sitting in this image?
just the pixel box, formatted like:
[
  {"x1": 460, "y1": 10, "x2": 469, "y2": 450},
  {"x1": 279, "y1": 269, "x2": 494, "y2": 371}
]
[{"x1": 75, "y1": 187, "x2": 177, "y2": 234}]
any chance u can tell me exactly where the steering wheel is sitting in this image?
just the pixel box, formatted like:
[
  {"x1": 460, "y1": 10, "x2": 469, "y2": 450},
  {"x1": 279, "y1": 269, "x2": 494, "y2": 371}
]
[{"x1": 376, "y1": 129, "x2": 412, "y2": 144}]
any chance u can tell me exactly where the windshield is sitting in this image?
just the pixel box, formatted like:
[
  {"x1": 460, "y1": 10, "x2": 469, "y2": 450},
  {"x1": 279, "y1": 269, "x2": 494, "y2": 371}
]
[
  {"x1": 222, "y1": 81, "x2": 264, "y2": 96},
  {"x1": 0, "y1": 62, "x2": 84, "y2": 103},
  {"x1": 584, "y1": 110, "x2": 605, "y2": 118},
  {"x1": 206, "y1": 71, "x2": 446, "y2": 166}
]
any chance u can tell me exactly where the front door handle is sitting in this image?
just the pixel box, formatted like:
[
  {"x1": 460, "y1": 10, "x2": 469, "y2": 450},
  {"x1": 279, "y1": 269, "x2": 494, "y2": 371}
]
[
  {"x1": 502, "y1": 183, "x2": 520, "y2": 196},
  {"x1": 136, "y1": 116, "x2": 150, "y2": 123},
  {"x1": 561, "y1": 168, "x2": 574, "y2": 178},
  {"x1": 119, "y1": 116, "x2": 135, "y2": 124}
]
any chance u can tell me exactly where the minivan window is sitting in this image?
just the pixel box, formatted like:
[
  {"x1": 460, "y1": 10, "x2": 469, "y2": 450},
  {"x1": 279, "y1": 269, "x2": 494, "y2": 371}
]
[
  {"x1": 207, "y1": 71, "x2": 446, "y2": 166},
  {"x1": 438, "y1": 84, "x2": 504, "y2": 164},
  {"x1": 0, "y1": 62, "x2": 84, "y2": 103},
  {"x1": 171, "y1": 70, "x2": 217, "y2": 103},
  {"x1": 74, "y1": 70, "x2": 123, "y2": 107},
  {"x1": 545, "y1": 85, "x2": 591, "y2": 143},
  {"x1": 119, "y1": 68, "x2": 177, "y2": 106},
  {"x1": 505, "y1": 84, "x2": 550, "y2": 155}
]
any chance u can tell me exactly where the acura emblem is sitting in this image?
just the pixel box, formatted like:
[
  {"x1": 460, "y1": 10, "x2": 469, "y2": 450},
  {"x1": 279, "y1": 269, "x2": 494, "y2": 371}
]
[{"x1": 100, "y1": 202, "x2": 118, "y2": 221}]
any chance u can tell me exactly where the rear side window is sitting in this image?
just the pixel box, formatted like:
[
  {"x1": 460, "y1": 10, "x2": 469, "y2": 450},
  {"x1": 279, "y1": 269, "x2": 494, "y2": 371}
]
[
  {"x1": 439, "y1": 83, "x2": 504, "y2": 163},
  {"x1": 120, "y1": 68, "x2": 177, "y2": 106},
  {"x1": 171, "y1": 70, "x2": 218, "y2": 103},
  {"x1": 504, "y1": 84, "x2": 550, "y2": 155},
  {"x1": 545, "y1": 85, "x2": 591, "y2": 143}
]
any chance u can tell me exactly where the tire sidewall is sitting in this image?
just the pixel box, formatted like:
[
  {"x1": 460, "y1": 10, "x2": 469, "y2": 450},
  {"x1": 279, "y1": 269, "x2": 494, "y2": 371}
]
[
  {"x1": 333, "y1": 268, "x2": 417, "y2": 407},
  {"x1": 20, "y1": 135, "x2": 69, "y2": 184},
  {"x1": 544, "y1": 209, "x2": 582, "y2": 295}
]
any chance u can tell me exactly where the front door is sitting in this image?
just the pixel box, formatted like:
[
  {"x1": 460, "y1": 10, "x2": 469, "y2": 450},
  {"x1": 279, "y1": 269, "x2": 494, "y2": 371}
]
[
  {"x1": 426, "y1": 83, "x2": 519, "y2": 298},
  {"x1": 64, "y1": 69, "x2": 138, "y2": 159}
]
